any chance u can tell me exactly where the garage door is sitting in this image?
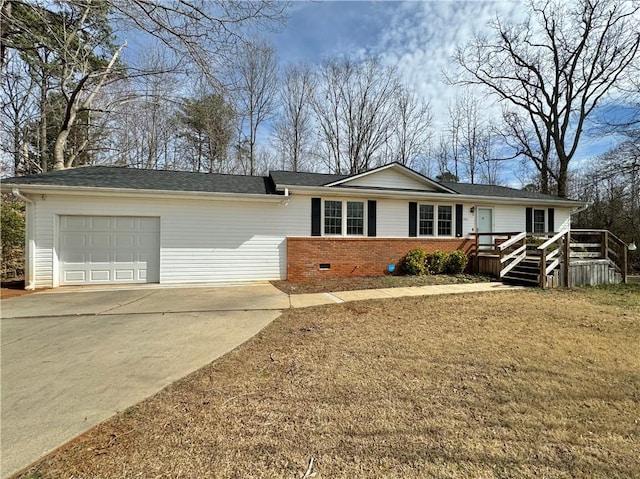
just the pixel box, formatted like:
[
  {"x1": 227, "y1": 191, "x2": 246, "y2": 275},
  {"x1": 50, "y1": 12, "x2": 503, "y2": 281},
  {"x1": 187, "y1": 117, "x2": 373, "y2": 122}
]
[{"x1": 59, "y1": 216, "x2": 160, "y2": 285}]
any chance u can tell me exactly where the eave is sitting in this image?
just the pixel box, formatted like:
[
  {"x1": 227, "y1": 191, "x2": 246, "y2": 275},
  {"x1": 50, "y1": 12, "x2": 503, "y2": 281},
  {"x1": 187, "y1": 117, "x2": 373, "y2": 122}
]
[
  {"x1": 275, "y1": 184, "x2": 585, "y2": 207},
  {"x1": 2, "y1": 184, "x2": 287, "y2": 203}
]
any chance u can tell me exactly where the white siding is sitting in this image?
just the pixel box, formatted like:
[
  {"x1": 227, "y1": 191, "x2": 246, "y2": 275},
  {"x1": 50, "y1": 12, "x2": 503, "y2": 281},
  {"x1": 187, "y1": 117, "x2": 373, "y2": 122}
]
[
  {"x1": 377, "y1": 199, "x2": 409, "y2": 237},
  {"x1": 493, "y1": 204, "x2": 526, "y2": 232},
  {"x1": 32, "y1": 194, "x2": 309, "y2": 288},
  {"x1": 343, "y1": 168, "x2": 438, "y2": 191},
  {"x1": 556, "y1": 208, "x2": 571, "y2": 232},
  {"x1": 29, "y1": 190, "x2": 575, "y2": 288}
]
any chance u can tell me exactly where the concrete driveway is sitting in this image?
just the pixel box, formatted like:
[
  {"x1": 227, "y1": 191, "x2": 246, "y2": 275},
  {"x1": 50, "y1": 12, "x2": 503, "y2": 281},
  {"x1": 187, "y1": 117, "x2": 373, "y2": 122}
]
[{"x1": 1, "y1": 283, "x2": 289, "y2": 478}]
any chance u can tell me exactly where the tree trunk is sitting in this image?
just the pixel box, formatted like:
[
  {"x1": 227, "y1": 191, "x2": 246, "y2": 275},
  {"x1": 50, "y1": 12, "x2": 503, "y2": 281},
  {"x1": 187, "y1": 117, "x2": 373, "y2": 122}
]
[{"x1": 53, "y1": 128, "x2": 70, "y2": 170}]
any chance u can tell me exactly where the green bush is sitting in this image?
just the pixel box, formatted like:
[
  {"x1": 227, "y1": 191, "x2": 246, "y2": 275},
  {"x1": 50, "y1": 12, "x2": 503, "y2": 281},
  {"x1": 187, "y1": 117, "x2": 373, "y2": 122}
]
[
  {"x1": 403, "y1": 248, "x2": 427, "y2": 275},
  {"x1": 1, "y1": 197, "x2": 25, "y2": 279},
  {"x1": 444, "y1": 250, "x2": 468, "y2": 274},
  {"x1": 426, "y1": 250, "x2": 448, "y2": 274}
]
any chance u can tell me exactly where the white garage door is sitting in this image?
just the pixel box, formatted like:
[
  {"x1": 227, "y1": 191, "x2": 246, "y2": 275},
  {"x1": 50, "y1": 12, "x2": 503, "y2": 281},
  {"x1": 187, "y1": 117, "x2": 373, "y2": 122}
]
[{"x1": 59, "y1": 216, "x2": 160, "y2": 285}]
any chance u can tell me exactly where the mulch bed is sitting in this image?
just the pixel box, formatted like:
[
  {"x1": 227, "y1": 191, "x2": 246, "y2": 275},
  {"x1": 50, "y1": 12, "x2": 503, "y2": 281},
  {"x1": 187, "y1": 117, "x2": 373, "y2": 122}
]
[{"x1": 271, "y1": 273, "x2": 492, "y2": 294}]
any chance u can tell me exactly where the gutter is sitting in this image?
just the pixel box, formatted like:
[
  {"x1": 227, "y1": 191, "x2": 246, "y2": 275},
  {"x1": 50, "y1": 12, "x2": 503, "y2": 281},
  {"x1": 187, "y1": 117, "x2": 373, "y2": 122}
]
[
  {"x1": 570, "y1": 203, "x2": 591, "y2": 215},
  {"x1": 0, "y1": 184, "x2": 288, "y2": 203},
  {"x1": 12, "y1": 188, "x2": 35, "y2": 290}
]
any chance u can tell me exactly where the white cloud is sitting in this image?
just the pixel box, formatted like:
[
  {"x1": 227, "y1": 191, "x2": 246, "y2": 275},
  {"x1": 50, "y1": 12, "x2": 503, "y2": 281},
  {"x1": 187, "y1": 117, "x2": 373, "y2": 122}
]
[{"x1": 375, "y1": 1, "x2": 526, "y2": 128}]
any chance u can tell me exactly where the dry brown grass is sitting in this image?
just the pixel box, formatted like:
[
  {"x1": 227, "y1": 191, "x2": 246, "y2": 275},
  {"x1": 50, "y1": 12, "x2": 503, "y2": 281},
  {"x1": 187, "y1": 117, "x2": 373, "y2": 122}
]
[{"x1": 16, "y1": 285, "x2": 640, "y2": 479}]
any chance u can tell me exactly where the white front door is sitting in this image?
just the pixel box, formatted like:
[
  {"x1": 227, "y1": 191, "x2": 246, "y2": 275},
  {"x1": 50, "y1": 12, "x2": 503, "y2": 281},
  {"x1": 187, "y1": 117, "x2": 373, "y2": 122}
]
[
  {"x1": 59, "y1": 216, "x2": 160, "y2": 285},
  {"x1": 476, "y1": 207, "x2": 493, "y2": 247}
]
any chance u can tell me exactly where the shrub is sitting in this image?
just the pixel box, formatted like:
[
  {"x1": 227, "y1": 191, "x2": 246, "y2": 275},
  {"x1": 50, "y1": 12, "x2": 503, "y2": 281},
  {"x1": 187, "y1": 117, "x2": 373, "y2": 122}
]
[
  {"x1": 403, "y1": 248, "x2": 427, "y2": 275},
  {"x1": 444, "y1": 250, "x2": 468, "y2": 274},
  {"x1": 1, "y1": 197, "x2": 25, "y2": 279},
  {"x1": 426, "y1": 250, "x2": 447, "y2": 274}
]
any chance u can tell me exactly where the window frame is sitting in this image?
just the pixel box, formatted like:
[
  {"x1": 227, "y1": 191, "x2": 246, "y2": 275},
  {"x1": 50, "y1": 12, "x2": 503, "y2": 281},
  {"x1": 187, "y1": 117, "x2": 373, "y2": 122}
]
[
  {"x1": 533, "y1": 208, "x2": 546, "y2": 233},
  {"x1": 322, "y1": 199, "x2": 367, "y2": 237},
  {"x1": 419, "y1": 204, "x2": 434, "y2": 236},
  {"x1": 417, "y1": 203, "x2": 455, "y2": 238}
]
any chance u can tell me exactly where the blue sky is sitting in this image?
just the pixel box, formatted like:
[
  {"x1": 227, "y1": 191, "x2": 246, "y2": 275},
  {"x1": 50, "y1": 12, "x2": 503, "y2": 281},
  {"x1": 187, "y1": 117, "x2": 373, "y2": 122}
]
[{"x1": 266, "y1": 0, "x2": 622, "y2": 183}]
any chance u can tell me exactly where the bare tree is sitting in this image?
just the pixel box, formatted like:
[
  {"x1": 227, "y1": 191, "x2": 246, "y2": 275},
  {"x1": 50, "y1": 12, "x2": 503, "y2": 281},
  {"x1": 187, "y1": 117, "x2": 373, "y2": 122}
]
[
  {"x1": 0, "y1": 51, "x2": 37, "y2": 175},
  {"x1": 313, "y1": 57, "x2": 400, "y2": 174},
  {"x1": 235, "y1": 40, "x2": 278, "y2": 175},
  {"x1": 389, "y1": 86, "x2": 432, "y2": 167},
  {"x1": 272, "y1": 62, "x2": 315, "y2": 171},
  {"x1": 452, "y1": 0, "x2": 640, "y2": 196},
  {"x1": 104, "y1": 50, "x2": 182, "y2": 170}
]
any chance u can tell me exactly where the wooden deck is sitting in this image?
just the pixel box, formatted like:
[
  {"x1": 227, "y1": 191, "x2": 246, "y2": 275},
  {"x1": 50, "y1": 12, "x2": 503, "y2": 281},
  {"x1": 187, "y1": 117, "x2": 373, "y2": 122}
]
[{"x1": 471, "y1": 229, "x2": 628, "y2": 288}]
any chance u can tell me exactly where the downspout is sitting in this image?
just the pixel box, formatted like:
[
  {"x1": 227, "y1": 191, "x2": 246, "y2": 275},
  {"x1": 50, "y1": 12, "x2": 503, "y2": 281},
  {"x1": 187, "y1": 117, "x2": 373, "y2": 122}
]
[{"x1": 12, "y1": 189, "x2": 36, "y2": 290}]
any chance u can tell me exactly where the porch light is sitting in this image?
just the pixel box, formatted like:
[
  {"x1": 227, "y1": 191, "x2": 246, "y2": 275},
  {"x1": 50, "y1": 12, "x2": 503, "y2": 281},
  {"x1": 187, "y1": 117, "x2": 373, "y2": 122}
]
[
  {"x1": 470, "y1": 206, "x2": 475, "y2": 213},
  {"x1": 629, "y1": 240, "x2": 637, "y2": 251}
]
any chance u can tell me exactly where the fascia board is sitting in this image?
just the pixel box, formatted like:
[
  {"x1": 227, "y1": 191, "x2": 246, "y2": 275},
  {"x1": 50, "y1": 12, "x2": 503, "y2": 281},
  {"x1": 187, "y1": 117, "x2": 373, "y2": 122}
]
[
  {"x1": 277, "y1": 184, "x2": 584, "y2": 207},
  {"x1": 1, "y1": 184, "x2": 286, "y2": 202}
]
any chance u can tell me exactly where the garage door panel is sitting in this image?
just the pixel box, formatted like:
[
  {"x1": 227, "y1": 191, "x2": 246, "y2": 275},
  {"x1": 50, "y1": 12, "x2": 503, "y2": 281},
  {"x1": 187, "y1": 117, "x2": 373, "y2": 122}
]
[
  {"x1": 115, "y1": 269, "x2": 134, "y2": 281},
  {"x1": 90, "y1": 217, "x2": 112, "y2": 230},
  {"x1": 59, "y1": 216, "x2": 160, "y2": 285}
]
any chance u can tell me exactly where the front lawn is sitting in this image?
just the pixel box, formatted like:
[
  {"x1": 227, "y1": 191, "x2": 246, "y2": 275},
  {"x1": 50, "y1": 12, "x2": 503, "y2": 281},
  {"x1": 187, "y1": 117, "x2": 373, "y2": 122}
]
[{"x1": 17, "y1": 285, "x2": 640, "y2": 479}]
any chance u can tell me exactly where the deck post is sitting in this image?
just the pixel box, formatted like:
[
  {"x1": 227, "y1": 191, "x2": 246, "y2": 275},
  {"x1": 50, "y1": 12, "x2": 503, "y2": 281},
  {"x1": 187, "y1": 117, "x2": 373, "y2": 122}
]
[
  {"x1": 622, "y1": 244, "x2": 628, "y2": 284},
  {"x1": 540, "y1": 244, "x2": 547, "y2": 288},
  {"x1": 563, "y1": 231, "x2": 570, "y2": 287},
  {"x1": 602, "y1": 230, "x2": 609, "y2": 260}
]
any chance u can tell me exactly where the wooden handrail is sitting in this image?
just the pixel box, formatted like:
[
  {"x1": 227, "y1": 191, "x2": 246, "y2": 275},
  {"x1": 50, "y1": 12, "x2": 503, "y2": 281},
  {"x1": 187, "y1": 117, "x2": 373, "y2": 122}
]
[
  {"x1": 498, "y1": 231, "x2": 527, "y2": 251},
  {"x1": 537, "y1": 230, "x2": 566, "y2": 250}
]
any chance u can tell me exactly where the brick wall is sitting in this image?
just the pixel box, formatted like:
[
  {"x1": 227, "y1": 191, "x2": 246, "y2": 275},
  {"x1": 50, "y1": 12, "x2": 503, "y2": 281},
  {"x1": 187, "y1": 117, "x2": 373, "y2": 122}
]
[{"x1": 287, "y1": 237, "x2": 474, "y2": 281}]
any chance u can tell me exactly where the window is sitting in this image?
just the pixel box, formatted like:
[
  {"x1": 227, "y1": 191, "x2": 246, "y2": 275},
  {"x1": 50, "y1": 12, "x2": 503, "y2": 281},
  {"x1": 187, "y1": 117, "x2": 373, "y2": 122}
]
[
  {"x1": 346, "y1": 201, "x2": 364, "y2": 235},
  {"x1": 438, "y1": 205, "x2": 452, "y2": 236},
  {"x1": 419, "y1": 205, "x2": 434, "y2": 236},
  {"x1": 533, "y1": 209, "x2": 545, "y2": 233},
  {"x1": 323, "y1": 200, "x2": 365, "y2": 236},
  {"x1": 324, "y1": 200, "x2": 342, "y2": 235},
  {"x1": 417, "y1": 204, "x2": 454, "y2": 237}
]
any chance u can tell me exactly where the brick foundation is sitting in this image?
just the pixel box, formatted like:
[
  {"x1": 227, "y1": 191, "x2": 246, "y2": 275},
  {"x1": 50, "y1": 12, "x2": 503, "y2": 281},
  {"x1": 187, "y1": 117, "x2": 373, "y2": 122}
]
[{"x1": 286, "y1": 237, "x2": 474, "y2": 281}]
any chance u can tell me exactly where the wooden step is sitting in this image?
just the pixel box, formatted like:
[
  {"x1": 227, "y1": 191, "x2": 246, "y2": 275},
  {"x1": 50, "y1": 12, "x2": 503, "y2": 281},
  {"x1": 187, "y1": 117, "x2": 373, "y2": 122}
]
[{"x1": 502, "y1": 274, "x2": 540, "y2": 286}]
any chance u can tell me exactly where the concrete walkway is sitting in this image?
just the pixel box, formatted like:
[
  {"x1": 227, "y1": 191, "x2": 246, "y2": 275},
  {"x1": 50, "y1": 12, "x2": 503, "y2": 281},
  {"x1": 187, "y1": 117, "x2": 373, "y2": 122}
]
[
  {"x1": 288, "y1": 281, "x2": 523, "y2": 308},
  {"x1": 1, "y1": 280, "x2": 521, "y2": 478}
]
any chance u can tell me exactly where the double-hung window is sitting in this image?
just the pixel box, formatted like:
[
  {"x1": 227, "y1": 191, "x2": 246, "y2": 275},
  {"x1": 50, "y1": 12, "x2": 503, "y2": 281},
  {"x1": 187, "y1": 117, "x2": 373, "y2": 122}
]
[
  {"x1": 419, "y1": 205, "x2": 434, "y2": 235},
  {"x1": 324, "y1": 200, "x2": 342, "y2": 235},
  {"x1": 533, "y1": 209, "x2": 545, "y2": 233},
  {"x1": 324, "y1": 200, "x2": 365, "y2": 236},
  {"x1": 346, "y1": 201, "x2": 364, "y2": 235},
  {"x1": 438, "y1": 206, "x2": 453, "y2": 236}
]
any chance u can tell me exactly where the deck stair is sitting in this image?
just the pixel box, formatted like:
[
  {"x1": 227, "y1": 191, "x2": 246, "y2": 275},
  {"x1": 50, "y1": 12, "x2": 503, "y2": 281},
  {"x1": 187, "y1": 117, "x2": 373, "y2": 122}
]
[
  {"x1": 502, "y1": 255, "x2": 542, "y2": 286},
  {"x1": 474, "y1": 229, "x2": 628, "y2": 288}
]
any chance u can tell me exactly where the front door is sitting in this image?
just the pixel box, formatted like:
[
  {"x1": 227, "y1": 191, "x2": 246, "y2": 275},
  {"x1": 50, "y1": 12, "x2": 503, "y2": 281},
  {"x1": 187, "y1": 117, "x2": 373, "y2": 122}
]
[{"x1": 477, "y1": 207, "x2": 493, "y2": 248}]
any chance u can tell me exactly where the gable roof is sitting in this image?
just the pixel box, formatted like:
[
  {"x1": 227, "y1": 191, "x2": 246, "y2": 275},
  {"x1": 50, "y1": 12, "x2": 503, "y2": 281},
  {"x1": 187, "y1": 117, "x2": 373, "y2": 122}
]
[
  {"x1": 3, "y1": 166, "x2": 277, "y2": 195},
  {"x1": 322, "y1": 162, "x2": 457, "y2": 193}
]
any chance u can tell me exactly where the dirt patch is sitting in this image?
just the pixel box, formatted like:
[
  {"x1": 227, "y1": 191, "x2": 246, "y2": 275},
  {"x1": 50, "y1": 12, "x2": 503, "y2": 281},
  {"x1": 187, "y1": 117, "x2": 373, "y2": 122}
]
[
  {"x1": 0, "y1": 280, "x2": 34, "y2": 299},
  {"x1": 13, "y1": 285, "x2": 640, "y2": 479},
  {"x1": 272, "y1": 273, "x2": 491, "y2": 294}
]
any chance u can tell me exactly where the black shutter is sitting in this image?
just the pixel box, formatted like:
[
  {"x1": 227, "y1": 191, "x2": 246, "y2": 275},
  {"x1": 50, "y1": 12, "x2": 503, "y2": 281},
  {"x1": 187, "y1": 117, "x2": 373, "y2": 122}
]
[
  {"x1": 455, "y1": 204, "x2": 463, "y2": 237},
  {"x1": 409, "y1": 202, "x2": 417, "y2": 237},
  {"x1": 311, "y1": 198, "x2": 321, "y2": 236},
  {"x1": 547, "y1": 208, "x2": 555, "y2": 233},
  {"x1": 367, "y1": 200, "x2": 377, "y2": 237},
  {"x1": 525, "y1": 207, "x2": 533, "y2": 233}
]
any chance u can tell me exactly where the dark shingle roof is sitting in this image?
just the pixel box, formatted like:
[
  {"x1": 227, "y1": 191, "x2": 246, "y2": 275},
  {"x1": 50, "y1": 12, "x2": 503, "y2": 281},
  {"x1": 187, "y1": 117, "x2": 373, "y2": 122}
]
[
  {"x1": 2, "y1": 165, "x2": 575, "y2": 202},
  {"x1": 443, "y1": 182, "x2": 567, "y2": 201},
  {"x1": 3, "y1": 166, "x2": 277, "y2": 195},
  {"x1": 269, "y1": 170, "x2": 347, "y2": 187}
]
